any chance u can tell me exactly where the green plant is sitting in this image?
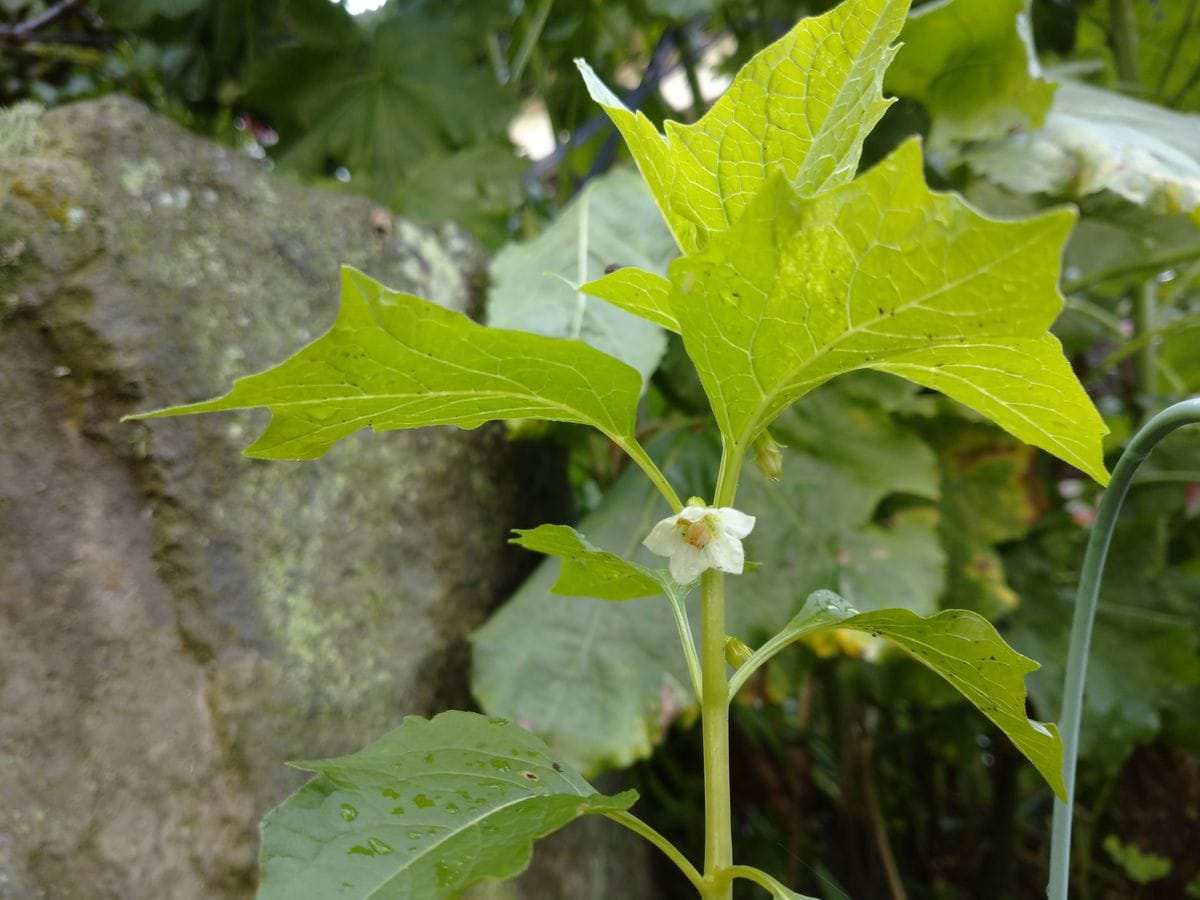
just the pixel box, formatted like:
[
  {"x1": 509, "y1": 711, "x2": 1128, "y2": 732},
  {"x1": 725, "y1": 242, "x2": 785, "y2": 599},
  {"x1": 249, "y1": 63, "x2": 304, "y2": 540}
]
[{"x1": 125, "y1": 0, "x2": 1138, "y2": 896}]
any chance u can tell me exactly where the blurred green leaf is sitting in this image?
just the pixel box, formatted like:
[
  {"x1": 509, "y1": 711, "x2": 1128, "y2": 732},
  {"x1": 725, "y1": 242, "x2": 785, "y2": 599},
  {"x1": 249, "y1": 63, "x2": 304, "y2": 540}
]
[
  {"x1": 1006, "y1": 531, "x2": 1200, "y2": 770},
  {"x1": 928, "y1": 419, "x2": 1041, "y2": 619},
  {"x1": 126, "y1": 267, "x2": 645, "y2": 459},
  {"x1": 733, "y1": 375, "x2": 944, "y2": 634},
  {"x1": 258, "y1": 710, "x2": 636, "y2": 900},
  {"x1": 887, "y1": 0, "x2": 1055, "y2": 147},
  {"x1": 1103, "y1": 834, "x2": 1172, "y2": 885},
  {"x1": 395, "y1": 142, "x2": 527, "y2": 250},
  {"x1": 245, "y1": 11, "x2": 515, "y2": 197},
  {"x1": 1077, "y1": 0, "x2": 1200, "y2": 110},
  {"x1": 487, "y1": 167, "x2": 675, "y2": 380},
  {"x1": 96, "y1": 0, "x2": 207, "y2": 29}
]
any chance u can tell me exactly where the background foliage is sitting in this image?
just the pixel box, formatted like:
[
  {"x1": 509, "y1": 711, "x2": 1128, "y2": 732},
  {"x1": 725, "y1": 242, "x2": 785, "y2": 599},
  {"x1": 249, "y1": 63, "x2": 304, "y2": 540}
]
[{"x1": 6, "y1": 0, "x2": 1199, "y2": 896}]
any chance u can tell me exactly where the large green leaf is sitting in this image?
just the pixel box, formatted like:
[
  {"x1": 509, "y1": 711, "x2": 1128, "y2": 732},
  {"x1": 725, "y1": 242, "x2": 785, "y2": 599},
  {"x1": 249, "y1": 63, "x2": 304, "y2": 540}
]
[
  {"x1": 670, "y1": 138, "x2": 1109, "y2": 486},
  {"x1": 125, "y1": 267, "x2": 644, "y2": 459},
  {"x1": 577, "y1": 0, "x2": 909, "y2": 253},
  {"x1": 257, "y1": 711, "x2": 636, "y2": 900},
  {"x1": 762, "y1": 590, "x2": 1065, "y2": 797},
  {"x1": 487, "y1": 168, "x2": 676, "y2": 380},
  {"x1": 885, "y1": 0, "x2": 1055, "y2": 147},
  {"x1": 963, "y1": 80, "x2": 1200, "y2": 222}
]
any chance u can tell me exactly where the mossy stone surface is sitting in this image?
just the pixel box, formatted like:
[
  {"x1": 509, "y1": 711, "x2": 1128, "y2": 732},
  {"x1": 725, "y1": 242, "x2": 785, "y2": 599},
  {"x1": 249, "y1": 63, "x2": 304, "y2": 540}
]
[{"x1": 0, "y1": 98, "x2": 652, "y2": 899}]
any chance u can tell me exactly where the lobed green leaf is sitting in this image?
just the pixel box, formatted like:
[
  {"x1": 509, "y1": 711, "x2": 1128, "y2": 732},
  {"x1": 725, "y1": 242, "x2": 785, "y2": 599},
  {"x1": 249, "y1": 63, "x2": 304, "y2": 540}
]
[
  {"x1": 258, "y1": 711, "x2": 635, "y2": 899},
  {"x1": 578, "y1": 0, "x2": 909, "y2": 253},
  {"x1": 671, "y1": 138, "x2": 1109, "y2": 485},
  {"x1": 125, "y1": 267, "x2": 644, "y2": 459}
]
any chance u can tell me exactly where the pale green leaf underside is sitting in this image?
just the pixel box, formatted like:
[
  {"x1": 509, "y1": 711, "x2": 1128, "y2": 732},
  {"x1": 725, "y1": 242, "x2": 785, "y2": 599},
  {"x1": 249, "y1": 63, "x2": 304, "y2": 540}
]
[
  {"x1": 487, "y1": 167, "x2": 675, "y2": 381},
  {"x1": 672, "y1": 138, "x2": 1109, "y2": 485},
  {"x1": 781, "y1": 591, "x2": 1065, "y2": 797},
  {"x1": 125, "y1": 266, "x2": 643, "y2": 459},
  {"x1": 886, "y1": 0, "x2": 1055, "y2": 148},
  {"x1": 511, "y1": 524, "x2": 677, "y2": 602},
  {"x1": 577, "y1": 0, "x2": 909, "y2": 253},
  {"x1": 258, "y1": 711, "x2": 635, "y2": 900},
  {"x1": 963, "y1": 80, "x2": 1200, "y2": 222},
  {"x1": 473, "y1": 433, "x2": 710, "y2": 774}
]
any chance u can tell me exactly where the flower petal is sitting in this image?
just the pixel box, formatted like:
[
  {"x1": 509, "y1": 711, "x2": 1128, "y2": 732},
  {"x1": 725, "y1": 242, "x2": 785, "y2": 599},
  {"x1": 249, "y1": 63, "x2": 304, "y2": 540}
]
[
  {"x1": 716, "y1": 508, "x2": 755, "y2": 539},
  {"x1": 669, "y1": 546, "x2": 708, "y2": 584},
  {"x1": 643, "y1": 516, "x2": 680, "y2": 557},
  {"x1": 706, "y1": 532, "x2": 745, "y2": 574}
]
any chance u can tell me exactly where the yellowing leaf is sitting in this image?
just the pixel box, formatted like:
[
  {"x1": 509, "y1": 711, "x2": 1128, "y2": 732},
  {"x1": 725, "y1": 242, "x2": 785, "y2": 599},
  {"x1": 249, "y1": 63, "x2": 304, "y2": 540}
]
[
  {"x1": 670, "y1": 138, "x2": 1108, "y2": 486},
  {"x1": 126, "y1": 266, "x2": 644, "y2": 459},
  {"x1": 577, "y1": 0, "x2": 909, "y2": 253}
]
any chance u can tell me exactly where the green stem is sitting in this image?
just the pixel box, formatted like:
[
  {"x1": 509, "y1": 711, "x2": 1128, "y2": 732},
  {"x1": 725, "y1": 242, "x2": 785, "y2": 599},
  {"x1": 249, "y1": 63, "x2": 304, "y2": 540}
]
[
  {"x1": 1107, "y1": 0, "x2": 1142, "y2": 87},
  {"x1": 509, "y1": 0, "x2": 554, "y2": 85},
  {"x1": 675, "y1": 26, "x2": 706, "y2": 122},
  {"x1": 729, "y1": 864, "x2": 818, "y2": 898},
  {"x1": 1047, "y1": 399, "x2": 1200, "y2": 900},
  {"x1": 617, "y1": 437, "x2": 684, "y2": 512},
  {"x1": 1134, "y1": 279, "x2": 1159, "y2": 409},
  {"x1": 727, "y1": 621, "x2": 802, "y2": 696},
  {"x1": 1063, "y1": 296, "x2": 1125, "y2": 337},
  {"x1": 1061, "y1": 243, "x2": 1200, "y2": 295},
  {"x1": 1155, "y1": 0, "x2": 1198, "y2": 98},
  {"x1": 667, "y1": 587, "x2": 704, "y2": 701},
  {"x1": 1090, "y1": 308, "x2": 1200, "y2": 376},
  {"x1": 605, "y1": 809, "x2": 704, "y2": 891},
  {"x1": 699, "y1": 568, "x2": 733, "y2": 898}
]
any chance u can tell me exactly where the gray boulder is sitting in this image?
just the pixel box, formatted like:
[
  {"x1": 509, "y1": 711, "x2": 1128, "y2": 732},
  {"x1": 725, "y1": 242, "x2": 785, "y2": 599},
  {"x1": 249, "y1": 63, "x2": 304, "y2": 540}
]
[{"x1": 0, "y1": 97, "x2": 653, "y2": 900}]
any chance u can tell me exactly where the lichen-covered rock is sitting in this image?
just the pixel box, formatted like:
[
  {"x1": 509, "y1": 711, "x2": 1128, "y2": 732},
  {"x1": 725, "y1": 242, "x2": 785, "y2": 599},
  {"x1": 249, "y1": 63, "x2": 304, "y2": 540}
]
[{"x1": 0, "y1": 98, "x2": 653, "y2": 900}]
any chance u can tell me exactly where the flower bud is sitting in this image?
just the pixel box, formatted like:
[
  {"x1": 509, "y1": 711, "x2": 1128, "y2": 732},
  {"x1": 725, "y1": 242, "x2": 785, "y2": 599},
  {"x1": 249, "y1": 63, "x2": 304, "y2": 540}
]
[
  {"x1": 752, "y1": 430, "x2": 785, "y2": 482},
  {"x1": 724, "y1": 635, "x2": 754, "y2": 670}
]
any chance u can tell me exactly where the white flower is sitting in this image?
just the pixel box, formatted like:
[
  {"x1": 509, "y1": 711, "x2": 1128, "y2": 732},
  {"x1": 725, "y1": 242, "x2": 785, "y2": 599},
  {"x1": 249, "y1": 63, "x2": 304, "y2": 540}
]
[{"x1": 643, "y1": 504, "x2": 756, "y2": 584}]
